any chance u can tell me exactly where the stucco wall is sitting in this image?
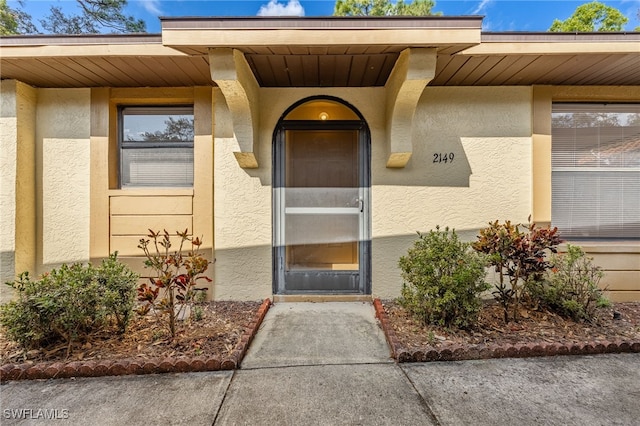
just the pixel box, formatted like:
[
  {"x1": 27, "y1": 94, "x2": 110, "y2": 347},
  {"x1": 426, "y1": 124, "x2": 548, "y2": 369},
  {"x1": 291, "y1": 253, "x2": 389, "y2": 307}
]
[
  {"x1": 36, "y1": 89, "x2": 91, "y2": 270},
  {"x1": 214, "y1": 85, "x2": 533, "y2": 300},
  {"x1": 371, "y1": 86, "x2": 533, "y2": 298},
  {"x1": 213, "y1": 89, "x2": 271, "y2": 300},
  {"x1": 0, "y1": 81, "x2": 19, "y2": 303},
  {"x1": 1, "y1": 80, "x2": 37, "y2": 303}
]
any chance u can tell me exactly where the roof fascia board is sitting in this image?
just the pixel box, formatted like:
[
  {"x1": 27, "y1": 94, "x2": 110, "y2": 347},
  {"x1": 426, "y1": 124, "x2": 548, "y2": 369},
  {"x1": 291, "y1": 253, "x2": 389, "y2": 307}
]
[
  {"x1": 162, "y1": 28, "x2": 481, "y2": 48},
  {"x1": 160, "y1": 16, "x2": 483, "y2": 29},
  {"x1": 461, "y1": 38, "x2": 640, "y2": 55},
  {"x1": 0, "y1": 43, "x2": 188, "y2": 58}
]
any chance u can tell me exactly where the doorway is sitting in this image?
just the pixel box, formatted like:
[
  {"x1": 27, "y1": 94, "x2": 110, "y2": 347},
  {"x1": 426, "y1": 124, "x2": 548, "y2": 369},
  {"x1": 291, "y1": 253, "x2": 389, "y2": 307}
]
[{"x1": 273, "y1": 98, "x2": 371, "y2": 295}]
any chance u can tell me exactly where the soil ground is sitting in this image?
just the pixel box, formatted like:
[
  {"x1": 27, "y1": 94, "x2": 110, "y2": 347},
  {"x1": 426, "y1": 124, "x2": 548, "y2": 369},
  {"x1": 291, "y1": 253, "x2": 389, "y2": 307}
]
[
  {"x1": 383, "y1": 300, "x2": 640, "y2": 352},
  {"x1": 0, "y1": 301, "x2": 261, "y2": 366}
]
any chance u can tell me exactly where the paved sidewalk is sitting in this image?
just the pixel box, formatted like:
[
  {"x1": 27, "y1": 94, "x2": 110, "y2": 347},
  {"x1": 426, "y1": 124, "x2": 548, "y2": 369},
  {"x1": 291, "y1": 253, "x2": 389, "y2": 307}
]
[{"x1": 1, "y1": 302, "x2": 639, "y2": 425}]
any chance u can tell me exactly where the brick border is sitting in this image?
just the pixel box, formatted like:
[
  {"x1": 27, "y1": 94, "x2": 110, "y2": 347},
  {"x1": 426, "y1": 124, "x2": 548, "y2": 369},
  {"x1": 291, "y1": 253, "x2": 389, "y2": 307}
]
[
  {"x1": 0, "y1": 298, "x2": 271, "y2": 383},
  {"x1": 373, "y1": 298, "x2": 640, "y2": 363}
]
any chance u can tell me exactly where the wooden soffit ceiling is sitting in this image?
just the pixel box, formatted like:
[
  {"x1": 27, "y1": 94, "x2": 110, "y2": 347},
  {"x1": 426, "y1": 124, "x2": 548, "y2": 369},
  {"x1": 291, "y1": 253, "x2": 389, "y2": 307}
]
[
  {"x1": 431, "y1": 33, "x2": 640, "y2": 86},
  {"x1": 0, "y1": 34, "x2": 213, "y2": 88}
]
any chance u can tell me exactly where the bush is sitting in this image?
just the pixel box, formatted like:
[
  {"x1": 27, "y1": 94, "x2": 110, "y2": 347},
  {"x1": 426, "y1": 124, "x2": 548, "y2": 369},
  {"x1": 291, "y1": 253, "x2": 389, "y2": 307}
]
[
  {"x1": 530, "y1": 244, "x2": 609, "y2": 322},
  {"x1": 473, "y1": 219, "x2": 561, "y2": 323},
  {"x1": 96, "y1": 253, "x2": 140, "y2": 333},
  {"x1": 398, "y1": 227, "x2": 489, "y2": 329},
  {"x1": 0, "y1": 254, "x2": 139, "y2": 353}
]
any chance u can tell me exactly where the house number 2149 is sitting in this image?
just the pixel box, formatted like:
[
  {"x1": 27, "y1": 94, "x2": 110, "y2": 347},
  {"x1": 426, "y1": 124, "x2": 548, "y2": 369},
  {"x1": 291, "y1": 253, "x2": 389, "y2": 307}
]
[{"x1": 433, "y1": 153, "x2": 454, "y2": 164}]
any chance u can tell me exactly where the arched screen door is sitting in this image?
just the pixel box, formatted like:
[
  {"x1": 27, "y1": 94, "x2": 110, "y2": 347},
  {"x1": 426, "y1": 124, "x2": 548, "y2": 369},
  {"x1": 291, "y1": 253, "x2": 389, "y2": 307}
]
[{"x1": 273, "y1": 100, "x2": 370, "y2": 295}]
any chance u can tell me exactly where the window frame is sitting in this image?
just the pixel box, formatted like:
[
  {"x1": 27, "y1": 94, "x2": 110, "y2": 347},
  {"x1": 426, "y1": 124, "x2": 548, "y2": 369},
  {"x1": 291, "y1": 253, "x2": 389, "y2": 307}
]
[{"x1": 118, "y1": 105, "x2": 195, "y2": 189}]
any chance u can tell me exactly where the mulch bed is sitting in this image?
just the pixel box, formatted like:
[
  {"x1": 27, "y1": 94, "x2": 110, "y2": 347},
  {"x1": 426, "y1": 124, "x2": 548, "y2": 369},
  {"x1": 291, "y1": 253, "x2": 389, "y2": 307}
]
[
  {"x1": 3, "y1": 297, "x2": 639, "y2": 381},
  {"x1": 0, "y1": 299, "x2": 271, "y2": 382},
  {"x1": 374, "y1": 299, "x2": 640, "y2": 362}
]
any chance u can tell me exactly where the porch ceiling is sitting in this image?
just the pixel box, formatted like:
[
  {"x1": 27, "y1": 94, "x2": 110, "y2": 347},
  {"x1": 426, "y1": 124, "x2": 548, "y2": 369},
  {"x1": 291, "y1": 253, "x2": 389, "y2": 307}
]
[
  {"x1": 1, "y1": 21, "x2": 639, "y2": 89},
  {"x1": 0, "y1": 35, "x2": 213, "y2": 88}
]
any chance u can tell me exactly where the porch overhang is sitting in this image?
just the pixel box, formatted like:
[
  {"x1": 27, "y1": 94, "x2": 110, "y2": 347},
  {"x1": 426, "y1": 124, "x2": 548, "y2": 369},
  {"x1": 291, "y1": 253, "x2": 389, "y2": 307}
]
[
  {"x1": 2, "y1": 20, "x2": 639, "y2": 170},
  {"x1": 161, "y1": 16, "x2": 482, "y2": 168}
]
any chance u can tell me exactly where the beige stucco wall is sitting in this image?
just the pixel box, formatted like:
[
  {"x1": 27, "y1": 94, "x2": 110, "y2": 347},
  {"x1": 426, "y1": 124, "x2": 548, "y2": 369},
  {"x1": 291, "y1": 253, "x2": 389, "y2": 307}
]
[
  {"x1": 1, "y1": 80, "x2": 37, "y2": 303},
  {"x1": 372, "y1": 86, "x2": 533, "y2": 298},
  {"x1": 213, "y1": 85, "x2": 533, "y2": 300},
  {"x1": 36, "y1": 89, "x2": 91, "y2": 270},
  {"x1": 1, "y1": 81, "x2": 19, "y2": 297},
  {"x1": 6, "y1": 82, "x2": 632, "y2": 302}
]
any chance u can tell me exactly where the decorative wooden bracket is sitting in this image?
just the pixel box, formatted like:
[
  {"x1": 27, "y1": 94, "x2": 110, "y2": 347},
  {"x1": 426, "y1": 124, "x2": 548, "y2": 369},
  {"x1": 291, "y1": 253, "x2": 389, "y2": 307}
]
[
  {"x1": 385, "y1": 48, "x2": 437, "y2": 168},
  {"x1": 209, "y1": 48, "x2": 260, "y2": 168}
]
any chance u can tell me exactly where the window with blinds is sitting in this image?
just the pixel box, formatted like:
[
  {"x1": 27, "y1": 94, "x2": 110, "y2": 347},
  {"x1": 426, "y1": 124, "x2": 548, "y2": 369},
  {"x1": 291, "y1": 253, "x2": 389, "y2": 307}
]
[
  {"x1": 119, "y1": 106, "x2": 194, "y2": 188},
  {"x1": 552, "y1": 103, "x2": 640, "y2": 239}
]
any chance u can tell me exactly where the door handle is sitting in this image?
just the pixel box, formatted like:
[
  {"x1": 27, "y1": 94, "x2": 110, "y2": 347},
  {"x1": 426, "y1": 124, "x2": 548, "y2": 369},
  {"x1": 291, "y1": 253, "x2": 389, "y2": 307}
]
[{"x1": 358, "y1": 198, "x2": 364, "y2": 213}]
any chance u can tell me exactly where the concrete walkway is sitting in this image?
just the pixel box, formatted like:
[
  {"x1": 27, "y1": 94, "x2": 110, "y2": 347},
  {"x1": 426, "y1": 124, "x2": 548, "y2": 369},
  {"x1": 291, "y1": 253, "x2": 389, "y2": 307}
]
[
  {"x1": 2, "y1": 302, "x2": 639, "y2": 425},
  {"x1": 241, "y1": 302, "x2": 391, "y2": 368}
]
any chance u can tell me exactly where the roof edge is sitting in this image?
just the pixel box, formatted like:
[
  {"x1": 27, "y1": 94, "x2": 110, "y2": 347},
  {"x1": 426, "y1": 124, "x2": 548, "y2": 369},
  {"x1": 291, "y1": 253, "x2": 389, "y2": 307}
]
[
  {"x1": 160, "y1": 15, "x2": 484, "y2": 30},
  {"x1": 0, "y1": 33, "x2": 162, "y2": 47},
  {"x1": 481, "y1": 31, "x2": 640, "y2": 41}
]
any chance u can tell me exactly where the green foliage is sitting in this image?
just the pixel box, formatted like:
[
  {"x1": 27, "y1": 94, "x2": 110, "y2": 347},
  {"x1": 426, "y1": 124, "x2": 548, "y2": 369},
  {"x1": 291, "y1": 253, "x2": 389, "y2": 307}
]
[
  {"x1": 137, "y1": 229, "x2": 212, "y2": 339},
  {"x1": 41, "y1": 0, "x2": 145, "y2": 34},
  {"x1": 3, "y1": 0, "x2": 144, "y2": 35},
  {"x1": 530, "y1": 245, "x2": 609, "y2": 321},
  {"x1": 0, "y1": 0, "x2": 38, "y2": 34},
  {"x1": 334, "y1": 0, "x2": 440, "y2": 16},
  {"x1": 549, "y1": 1, "x2": 628, "y2": 32},
  {"x1": 192, "y1": 305, "x2": 204, "y2": 322},
  {"x1": 398, "y1": 227, "x2": 489, "y2": 329},
  {"x1": 0, "y1": 0, "x2": 17, "y2": 34},
  {"x1": 0, "y1": 254, "x2": 139, "y2": 354},
  {"x1": 473, "y1": 218, "x2": 561, "y2": 323},
  {"x1": 95, "y1": 253, "x2": 140, "y2": 333}
]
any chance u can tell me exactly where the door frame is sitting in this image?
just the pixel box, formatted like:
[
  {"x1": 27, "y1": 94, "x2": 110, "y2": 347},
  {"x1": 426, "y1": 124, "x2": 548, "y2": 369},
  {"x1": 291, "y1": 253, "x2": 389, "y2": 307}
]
[{"x1": 272, "y1": 97, "x2": 371, "y2": 295}]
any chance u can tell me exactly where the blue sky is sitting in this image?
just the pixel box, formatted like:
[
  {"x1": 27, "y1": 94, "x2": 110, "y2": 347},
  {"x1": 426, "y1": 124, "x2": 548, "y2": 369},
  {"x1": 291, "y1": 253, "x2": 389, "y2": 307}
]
[{"x1": 12, "y1": 0, "x2": 640, "y2": 32}]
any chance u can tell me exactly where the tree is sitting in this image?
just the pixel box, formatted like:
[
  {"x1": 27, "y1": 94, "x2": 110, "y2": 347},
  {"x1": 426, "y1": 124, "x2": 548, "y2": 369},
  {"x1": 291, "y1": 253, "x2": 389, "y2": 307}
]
[
  {"x1": 1, "y1": 0, "x2": 145, "y2": 35},
  {"x1": 552, "y1": 112, "x2": 621, "y2": 128},
  {"x1": 549, "y1": 1, "x2": 628, "y2": 32},
  {"x1": 0, "y1": 0, "x2": 38, "y2": 34},
  {"x1": 334, "y1": 0, "x2": 440, "y2": 16},
  {"x1": 137, "y1": 117, "x2": 195, "y2": 142}
]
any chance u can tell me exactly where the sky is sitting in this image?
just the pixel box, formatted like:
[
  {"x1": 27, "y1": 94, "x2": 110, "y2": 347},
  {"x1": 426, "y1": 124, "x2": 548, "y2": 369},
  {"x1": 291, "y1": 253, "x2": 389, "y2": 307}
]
[{"x1": 10, "y1": 0, "x2": 640, "y2": 32}]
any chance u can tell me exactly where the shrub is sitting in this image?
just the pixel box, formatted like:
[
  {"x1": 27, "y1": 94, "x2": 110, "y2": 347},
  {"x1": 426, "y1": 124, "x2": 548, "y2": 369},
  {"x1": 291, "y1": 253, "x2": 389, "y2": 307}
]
[
  {"x1": 398, "y1": 227, "x2": 490, "y2": 329},
  {"x1": 0, "y1": 254, "x2": 138, "y2": 354},
  {"x1": 473, "y1": 218, "x2": 561, "y2": 323},
  {"x1": 530, "y1": 244, "x2": 609, "y2": 322},
  {"x1": 137, "y1": 229, "x2": 212, "y2": 339},
  {"x1": 96, "y1": 253, "x2": 140, "y2": 334}
]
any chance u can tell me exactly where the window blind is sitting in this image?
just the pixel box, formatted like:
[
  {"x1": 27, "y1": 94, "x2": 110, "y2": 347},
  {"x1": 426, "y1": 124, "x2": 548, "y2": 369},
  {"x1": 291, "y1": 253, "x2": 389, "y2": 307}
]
[{"x1": 552, "y1": 103, "x2": 640, "y2": 239}]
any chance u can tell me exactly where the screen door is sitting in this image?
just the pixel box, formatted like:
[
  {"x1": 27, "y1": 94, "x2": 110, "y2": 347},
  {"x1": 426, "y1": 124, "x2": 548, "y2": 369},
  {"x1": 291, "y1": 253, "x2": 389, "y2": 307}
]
[{"x1": 274, "y1": 122, "x2": 370, "y2": 294}]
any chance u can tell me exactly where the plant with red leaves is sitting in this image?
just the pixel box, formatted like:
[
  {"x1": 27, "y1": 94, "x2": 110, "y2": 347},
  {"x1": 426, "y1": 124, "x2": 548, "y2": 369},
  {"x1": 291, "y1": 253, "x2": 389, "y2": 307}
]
[
  {"x1": 137, "y1": 229, "x2": 212, "y2": 339},
  {"x1": 473, "y1": 217, "x2": 561, "y2": 323}
]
